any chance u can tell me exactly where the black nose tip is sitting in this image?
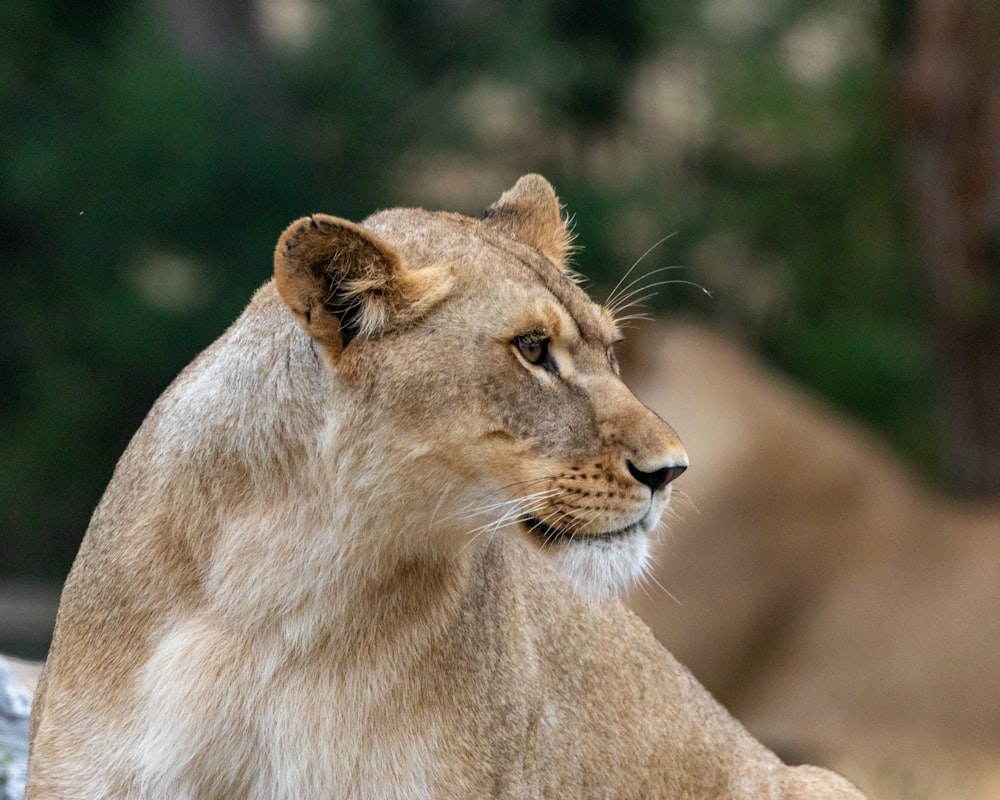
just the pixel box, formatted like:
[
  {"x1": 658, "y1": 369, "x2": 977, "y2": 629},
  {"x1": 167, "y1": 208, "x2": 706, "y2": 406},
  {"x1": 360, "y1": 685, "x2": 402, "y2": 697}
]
[{"x1": 627, "y1": 460, "x2": 687, "y2": 492}]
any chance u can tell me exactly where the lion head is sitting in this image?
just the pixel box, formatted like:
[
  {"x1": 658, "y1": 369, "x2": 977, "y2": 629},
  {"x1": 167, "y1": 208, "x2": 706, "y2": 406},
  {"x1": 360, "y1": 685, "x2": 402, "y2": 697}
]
[{"x1": 273, "y1": 173, "x2": 688, "y2": 594}]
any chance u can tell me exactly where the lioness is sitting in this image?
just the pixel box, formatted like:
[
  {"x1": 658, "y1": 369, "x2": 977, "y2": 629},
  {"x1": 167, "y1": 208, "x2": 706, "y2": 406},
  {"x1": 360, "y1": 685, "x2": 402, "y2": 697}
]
[{"x1": 26, "y1": 176, "x2": 865, "y2": 799}]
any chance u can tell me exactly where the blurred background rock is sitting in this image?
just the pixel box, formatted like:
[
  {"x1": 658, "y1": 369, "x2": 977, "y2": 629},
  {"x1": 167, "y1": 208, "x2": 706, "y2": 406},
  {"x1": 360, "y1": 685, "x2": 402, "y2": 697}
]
[{"x1": 1, "y1": 1, "x2": 998, "y2": 797}]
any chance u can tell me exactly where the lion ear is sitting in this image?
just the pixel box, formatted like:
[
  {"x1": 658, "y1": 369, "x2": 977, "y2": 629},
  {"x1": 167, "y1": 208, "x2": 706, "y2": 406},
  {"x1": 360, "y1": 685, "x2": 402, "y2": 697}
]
[
  {"x1": 481, "y1": 174, "x2": 573, "y2": 264},
  {"x1": 274, "y1": 215, "x2": 447, "y2": 357}
]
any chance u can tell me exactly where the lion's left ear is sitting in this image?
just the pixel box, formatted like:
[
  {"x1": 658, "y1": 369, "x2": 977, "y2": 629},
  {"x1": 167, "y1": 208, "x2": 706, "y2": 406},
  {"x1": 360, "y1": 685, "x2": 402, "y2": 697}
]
[
  {"x1": 481, "y1": 174, "x2": 573, "y2": 264},
  {"x1": 274, "y1": 214, "x2": 448, "y2": 358}
]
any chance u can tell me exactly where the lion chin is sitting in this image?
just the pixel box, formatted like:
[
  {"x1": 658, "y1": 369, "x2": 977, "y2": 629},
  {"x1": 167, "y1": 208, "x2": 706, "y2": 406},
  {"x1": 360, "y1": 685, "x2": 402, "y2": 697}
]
[
  {"x1": 546, "y1": 530, "x2": 652, "y2": 596},
  {"x1": 521, "y1": 507, "x2": 664, "y2": 595}
]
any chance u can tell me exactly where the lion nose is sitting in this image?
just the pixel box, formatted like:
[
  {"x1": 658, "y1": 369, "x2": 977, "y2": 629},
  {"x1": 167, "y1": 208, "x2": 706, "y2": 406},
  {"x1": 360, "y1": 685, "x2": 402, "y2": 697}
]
[{"x1": 626, "y1": 459, "x2": 687, "y2": 493}]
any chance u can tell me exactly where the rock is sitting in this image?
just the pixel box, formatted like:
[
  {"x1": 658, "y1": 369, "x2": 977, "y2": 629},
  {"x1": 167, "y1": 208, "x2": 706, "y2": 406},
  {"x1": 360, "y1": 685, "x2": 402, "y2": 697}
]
[{"x1": 0, "y1": 656, "x2": 40, "y2": 800}]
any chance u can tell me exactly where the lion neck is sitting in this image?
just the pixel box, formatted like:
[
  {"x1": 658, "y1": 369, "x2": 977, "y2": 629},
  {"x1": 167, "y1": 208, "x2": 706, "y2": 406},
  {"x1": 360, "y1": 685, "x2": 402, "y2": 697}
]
[{"x1": 159, "y1": 284, "x2": 483, "y2": 661}]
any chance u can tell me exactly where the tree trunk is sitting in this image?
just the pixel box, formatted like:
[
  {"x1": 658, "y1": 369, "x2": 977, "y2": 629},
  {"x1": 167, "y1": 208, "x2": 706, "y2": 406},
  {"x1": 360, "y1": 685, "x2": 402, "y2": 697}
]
[{"x1": 900, "y1": 0, "x2": 1000, "y2": 496}]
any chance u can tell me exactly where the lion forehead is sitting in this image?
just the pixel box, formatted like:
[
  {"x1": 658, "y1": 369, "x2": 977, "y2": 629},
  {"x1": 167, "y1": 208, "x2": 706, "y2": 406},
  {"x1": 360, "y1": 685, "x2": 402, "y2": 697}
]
[{"x1": 363, "y1": 208, "x2": 618, "y2": 350}]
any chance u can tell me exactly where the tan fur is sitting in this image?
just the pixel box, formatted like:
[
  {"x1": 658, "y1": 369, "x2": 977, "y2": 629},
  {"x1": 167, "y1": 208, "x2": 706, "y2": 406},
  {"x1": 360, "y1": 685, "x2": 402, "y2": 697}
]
[{"x1": 26, "y1": 176, "x2": 864, "y2": 799}]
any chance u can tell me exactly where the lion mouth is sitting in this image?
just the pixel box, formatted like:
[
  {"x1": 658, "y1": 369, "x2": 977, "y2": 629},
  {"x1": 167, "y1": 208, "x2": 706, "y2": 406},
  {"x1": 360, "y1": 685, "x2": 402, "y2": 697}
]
[{"x1": 522, "y1": 517, "x2": 638, "y2": 545}]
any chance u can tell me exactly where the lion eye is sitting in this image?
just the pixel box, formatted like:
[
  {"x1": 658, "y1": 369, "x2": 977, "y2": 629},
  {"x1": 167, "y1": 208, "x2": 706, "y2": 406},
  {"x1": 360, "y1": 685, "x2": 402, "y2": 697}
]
[
  {"x1": 607, "y1": 346, "x2": 620, "y2": 375},
  {"x1": 513, "y1": 334, "x2": 553, "y2": 370},
  {"x1": 519, "y1": 338, "x2": 546, "y2": 364}
]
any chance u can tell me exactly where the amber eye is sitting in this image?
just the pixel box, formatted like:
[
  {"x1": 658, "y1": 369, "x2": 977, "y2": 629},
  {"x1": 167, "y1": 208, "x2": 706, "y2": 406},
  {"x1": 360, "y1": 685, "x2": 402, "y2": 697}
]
[{"x1": 513, "y1": 334, "x2": 551, "y2": 368}]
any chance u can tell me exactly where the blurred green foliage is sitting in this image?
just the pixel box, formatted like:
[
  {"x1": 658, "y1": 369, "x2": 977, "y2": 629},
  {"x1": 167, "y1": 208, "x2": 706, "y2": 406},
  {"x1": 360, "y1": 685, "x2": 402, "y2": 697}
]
[{"x1": 0, "y1": 0, "x2": 930, "y2": 579}]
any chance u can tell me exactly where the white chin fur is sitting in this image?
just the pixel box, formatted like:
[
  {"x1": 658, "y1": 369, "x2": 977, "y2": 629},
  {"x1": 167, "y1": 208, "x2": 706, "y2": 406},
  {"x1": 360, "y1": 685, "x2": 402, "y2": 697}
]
[{"x1": 548, "y1": 531, "x2": 651, "y2": 596}]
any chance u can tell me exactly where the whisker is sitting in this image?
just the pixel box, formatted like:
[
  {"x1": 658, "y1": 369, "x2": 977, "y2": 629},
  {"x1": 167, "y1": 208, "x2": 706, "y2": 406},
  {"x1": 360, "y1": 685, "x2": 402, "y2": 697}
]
[
  {"x1": 450, "y1": 484, "x2": 559, "y2": 522},
  {"x1": 553, "y1": 505, "x2": 610, "y2": 539},
  {"x1": 613, "y1": 310, "x2": 652, "y2": 330},
  {"x1": 457, "y1": 509, "x2": 522, "y2": 558},
  {"x1": 638, "y1": 548, "x2": 683, "y2": 607},
  {"x1": 605, "y1": 234, "x2": 679, "y2": 310},
  {"x1": 524, "y1": 515, "x2": 557, "y2": 545},
  {"x1": 455, "y1": 488, "x2": 561, "y2": 522},
  {"x1": 455, "y1": 487, "x2": 579, "y2": 558},
  {"x1": 455, "y1": 478, "x2": 557, "y2": 515},
  {"x1": 605, "y1": 265, "x2": 688, "y2": 315},
  {"x1": 668, "y1": 488, "x2": 699, "y2": 520},
  {"x1": 607, "y1": 276, "x2": 712, "y2": 319},
  {"x1": 609, "y1": 293, "x2": 659, "y2": 320},
  {"x1": 426, "y1": 478, "x2": 460, "y2": 532},
  {"x1": 461, "y1": 497, "x2": 551, "y2": 538},
  {"x1": 549, "y1": 508, "x2": 583, "y2": 539},
  {"x1": 611, "y1": 311, "x2": 654, "y2": 324}
]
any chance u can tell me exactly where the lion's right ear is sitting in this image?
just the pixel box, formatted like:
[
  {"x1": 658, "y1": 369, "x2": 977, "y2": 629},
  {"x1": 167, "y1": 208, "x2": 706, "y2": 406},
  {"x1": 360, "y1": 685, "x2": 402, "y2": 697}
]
[
  {"x1": 481, "y1": 174, "x2": 573, "y2": 265},
  {"x1": 274, "y1": 215, "x2": 448, "y2": 358}
]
